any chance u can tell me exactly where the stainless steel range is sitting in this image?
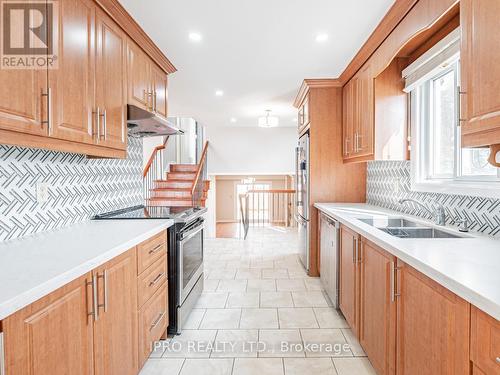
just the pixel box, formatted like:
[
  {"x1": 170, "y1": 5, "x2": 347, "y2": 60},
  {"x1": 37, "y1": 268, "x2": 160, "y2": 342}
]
[{"x1": 93, "y1": 205, "x2": 206, "y2": 334}]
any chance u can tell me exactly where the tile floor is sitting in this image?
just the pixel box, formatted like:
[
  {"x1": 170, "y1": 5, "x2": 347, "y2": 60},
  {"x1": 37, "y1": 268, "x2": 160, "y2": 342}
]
[{"x1": 140, "y1": 227, "x2": 377, "y2": 375}]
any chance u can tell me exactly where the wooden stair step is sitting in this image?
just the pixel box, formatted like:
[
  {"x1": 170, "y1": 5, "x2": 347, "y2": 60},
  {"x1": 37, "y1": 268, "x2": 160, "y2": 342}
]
[
  {"x1": 154, "y1": 180, "x2": 193, "y2": 189},
  {"x1": 166, "y1": 172, "x2": 196, "y2": 180},
  {"x1": 170, "y1": 164, "x2": 198, "y2": 172},
  {"x1": 147, "y1": 197, "x2": 206, "y2": 207}
]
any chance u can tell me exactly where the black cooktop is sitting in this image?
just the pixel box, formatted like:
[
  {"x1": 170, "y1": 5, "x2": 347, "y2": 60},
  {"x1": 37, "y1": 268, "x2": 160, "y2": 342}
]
[{"x1": 93, "y1": 205, "x2": 205, "y2": 222}]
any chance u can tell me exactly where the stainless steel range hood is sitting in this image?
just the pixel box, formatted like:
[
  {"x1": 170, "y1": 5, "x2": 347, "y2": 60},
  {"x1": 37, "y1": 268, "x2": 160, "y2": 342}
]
[{"x1": 127, "y1": 105, "x2": 184, "y2": 138}]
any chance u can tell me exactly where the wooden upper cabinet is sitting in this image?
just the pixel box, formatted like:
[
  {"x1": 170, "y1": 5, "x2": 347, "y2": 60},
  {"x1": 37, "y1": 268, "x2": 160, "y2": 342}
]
[
  {"x1": 342, "y1": 80, "x2": 355, "y2": 158},
  {"x1": 339, "y1": 225, "x2": 359, "y2": 336},
  {"x1": 0, "y1": 69, "x2": 48, "y2": 137},
  {"x1": 95, "y1": 8, "x2": 127, "y2": 150},
  {"x1": 127, "y1": 40, "x2": 152, "y2": 111},
  {"x1": 151, "y1": 65, "x2": 168, "y2": 118},
  {"x1": 359, "y1": 239, "x2": 396, "y2": 375},
  {"x1": 49, "y1": 0, "x2": 95, "y2": 145},
  {"x1": 2, "y1": 273, "x2": 94, "y2": 375},
  {"x1": 470, "y1": 306, "x2": 500, "y2": 375},
  {"x1": 396, "y1": 260, "x2": 470, "y2": 375},
  {"x1": 460, "y1": 0, "x2": 500, "y2": 165},
  {"x1": 93, "y1": 249, "x2": 138, "y2": 375},
  {"x1": 356, "y1": 64, "x2": 374, "y2": 158}
]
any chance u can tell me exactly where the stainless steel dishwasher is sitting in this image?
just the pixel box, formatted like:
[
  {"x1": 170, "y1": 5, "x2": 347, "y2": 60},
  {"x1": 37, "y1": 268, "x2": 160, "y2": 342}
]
[{"x1": 319, "y1": 212, "x2": 340, "y2": 308}]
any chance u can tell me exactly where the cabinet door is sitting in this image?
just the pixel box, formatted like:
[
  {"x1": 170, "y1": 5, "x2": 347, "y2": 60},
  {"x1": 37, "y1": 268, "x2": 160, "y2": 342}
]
[
  {"x1": 342, "y1": 80, "x2": 355, "y2": 158},
  {"x1": 0, "y1": 69, "x2": 48, "y2": 136},
  {"x1": 151, "y1": 65, "x2": 168, "y2": 118},
  {"x1": 3, "y1": 273, "x2": 94, "y2": 375},
  {"x1": 49, "y1": 0, "x2": 95, "y2": 144},
  {"x1": 95, "y1": 9, "x2": 127, "y2": 150},
  {"x1": 396, "y1": 260, "x2": 470, "y2": 375},
  {"x1": 127, "y1": 40, "x2": 151, "y2": 111},
  {"x1": 359, "y1": 239, "x2": 396, "y2": 375},
  {"x1": 93, "y1": 249, "x2": 138, "y2": 375},
  {"x1": 460, "y1": 0, "x2": 500, "y2": 148},
  {"x1": 339, "y1": 225, "x2": 359, "y2": 336},
  {"x1": 470, "y1": 306, "x2": 500, "y2": 375},
  {"x1": 356, "y1": 64, "x2": 374, "y2": 157}
]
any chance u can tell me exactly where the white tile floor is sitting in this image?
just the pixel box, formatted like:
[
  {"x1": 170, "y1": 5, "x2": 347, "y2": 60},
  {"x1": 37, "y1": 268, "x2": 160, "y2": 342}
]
[{"x1": 140, "y1": 227, "x2": 377, "y2": 375}]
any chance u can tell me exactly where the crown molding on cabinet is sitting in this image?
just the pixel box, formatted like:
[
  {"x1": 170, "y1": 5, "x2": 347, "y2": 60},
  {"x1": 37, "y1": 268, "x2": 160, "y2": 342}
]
[
  {"x1": 338, "y1": 0, "x2": 419, "y2": 84},
  {"x1": 293, "y1": 78, "x2": 343, "y2": 108},
  {"x1": 95, "y1": 0, "x2": 177, "y2": 74}
]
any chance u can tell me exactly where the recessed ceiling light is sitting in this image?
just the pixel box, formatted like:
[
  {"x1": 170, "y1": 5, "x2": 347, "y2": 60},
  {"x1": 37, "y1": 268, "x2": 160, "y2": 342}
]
[
  {"x1": 188, "y1": 32, "x2": 202, "y2": 42},
  {"x1": 230, "y1": 117, "x2": 237, "y2": 123},
  {"x1": 215, "y1": 90, "x2": 224, "y2": 97},
  {"x1": 316, "y1": 33, "x2": 329, "y2": 43}
]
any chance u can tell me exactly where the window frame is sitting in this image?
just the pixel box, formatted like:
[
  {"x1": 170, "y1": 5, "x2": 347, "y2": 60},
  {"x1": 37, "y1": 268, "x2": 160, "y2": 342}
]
[{"x1": 410, "y1": 60, "x2": 500, "y2": 199}]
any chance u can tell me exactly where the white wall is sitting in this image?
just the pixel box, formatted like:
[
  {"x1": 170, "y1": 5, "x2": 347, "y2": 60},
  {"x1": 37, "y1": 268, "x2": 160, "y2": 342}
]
[{"x1": 206, "y1": 126, "x2": 297, "y2": 175}]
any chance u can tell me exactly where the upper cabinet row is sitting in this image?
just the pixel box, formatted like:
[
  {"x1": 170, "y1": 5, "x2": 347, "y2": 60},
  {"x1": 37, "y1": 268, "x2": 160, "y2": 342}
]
[
  {"x1": 0, "y1": 0, "x2": 173, "y2": 159},
  {"x1": 342, "y1": 0, "x2": 500, "y2": 167}
]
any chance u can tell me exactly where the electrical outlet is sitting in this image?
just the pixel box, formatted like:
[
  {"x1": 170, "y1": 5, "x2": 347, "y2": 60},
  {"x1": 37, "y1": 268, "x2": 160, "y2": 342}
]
[
  {"x1": 393, "y1": 179, "x2": 400, "y2": 194},
  {"x1": 36, "y1": 182, "x2": 49, "y2": 203}
]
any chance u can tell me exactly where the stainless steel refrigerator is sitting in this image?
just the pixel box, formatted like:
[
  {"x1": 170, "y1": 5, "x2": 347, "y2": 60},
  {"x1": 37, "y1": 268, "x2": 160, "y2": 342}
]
[{"x1": 295, "y1": 132, "x2": 310, "y2": 272}]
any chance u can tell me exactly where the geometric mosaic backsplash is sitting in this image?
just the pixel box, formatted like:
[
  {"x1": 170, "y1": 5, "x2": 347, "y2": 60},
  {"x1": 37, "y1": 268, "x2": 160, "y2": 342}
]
[
  {"x1": 367, "y1": 161, "x2": 500, "y2": 238},
  {"x1": 0, "y1": 138, "x2": 143, "y2": 242}
]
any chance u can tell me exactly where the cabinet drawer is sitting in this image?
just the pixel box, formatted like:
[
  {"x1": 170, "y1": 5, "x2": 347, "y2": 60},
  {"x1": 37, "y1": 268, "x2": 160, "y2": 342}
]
[
  {"x1": 138, "y1": 285, "x2": 168, "y2": 367},
  {"x1": 471, "y1": 306, "x2": 500, "y2": 374},
  {"x1": 138, "y1": 255, "x2": 167, "y2": 308},
  {"x1": 137, "y1": 231, "x2": 167, "y2": 274}
]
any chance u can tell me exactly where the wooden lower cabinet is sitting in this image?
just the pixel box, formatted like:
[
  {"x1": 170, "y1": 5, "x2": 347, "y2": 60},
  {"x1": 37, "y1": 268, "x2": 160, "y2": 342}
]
[
  {"x1": 2, "y1": 273, "x2": 94, "y2": 375},
  {"x1": 93, "y1": 249, "x2": 138, "y2": 375},
  {"x1": 395, "y1": 260, "x2": 470, "y2": 375},
  {"x1": 359, "y1": 239, "x2": 396, "y2": 375},
  {"x1": 470, "y1": 306, "x2": 500, "y2": 375},
  {"x1": 339, "y1": 225, "x2": 360, "y2": 336}
]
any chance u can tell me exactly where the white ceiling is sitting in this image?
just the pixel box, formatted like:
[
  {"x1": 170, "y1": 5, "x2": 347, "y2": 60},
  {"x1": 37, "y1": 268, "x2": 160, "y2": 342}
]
[{"x1": 119, "y1": 0, "x2": 395, "y2": 128}]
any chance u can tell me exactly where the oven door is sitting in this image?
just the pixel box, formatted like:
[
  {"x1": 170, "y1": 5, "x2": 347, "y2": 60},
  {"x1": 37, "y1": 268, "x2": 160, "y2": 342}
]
[{"x1": 177, "y1": 220, "x2": 204, "y2": 305}]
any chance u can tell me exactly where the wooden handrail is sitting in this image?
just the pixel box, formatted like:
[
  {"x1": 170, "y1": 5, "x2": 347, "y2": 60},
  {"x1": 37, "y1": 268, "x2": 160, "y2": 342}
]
[
  {"x1": 143, "y1": 136, "x2": 170, "y2": 178},
  {"x1": 191, "y1": 141, "x2": 210, "y2": 195}
]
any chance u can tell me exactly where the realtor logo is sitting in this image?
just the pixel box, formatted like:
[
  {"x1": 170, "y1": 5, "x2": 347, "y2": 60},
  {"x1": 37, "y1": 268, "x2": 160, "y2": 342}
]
[{"x1": 1, "y1": 0, "x2": 58, "y2": 69}]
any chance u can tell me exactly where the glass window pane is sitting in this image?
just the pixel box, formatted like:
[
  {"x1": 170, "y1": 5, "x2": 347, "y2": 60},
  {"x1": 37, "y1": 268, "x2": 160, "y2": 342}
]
[
  {"x1": 431, "y1": 70, "x2": 455, "y2": 178},
  {"x1": 461, "y1": 148, "x2": 498, "y2": 177}
]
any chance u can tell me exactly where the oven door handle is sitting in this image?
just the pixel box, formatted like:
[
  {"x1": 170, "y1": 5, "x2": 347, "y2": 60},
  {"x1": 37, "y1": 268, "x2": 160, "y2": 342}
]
[{"x1": 179, "y1": 223, "x2": 204, "y2": 243}]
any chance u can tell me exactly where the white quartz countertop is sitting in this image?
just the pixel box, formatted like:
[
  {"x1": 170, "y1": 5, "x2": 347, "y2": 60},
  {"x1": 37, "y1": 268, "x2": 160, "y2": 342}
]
[
  {"x1": 315, "y1": 203, "x2": 500, "y2": 320},
  {"x1": 0, "y1": 219, "x2": 174, "y2": 321}
]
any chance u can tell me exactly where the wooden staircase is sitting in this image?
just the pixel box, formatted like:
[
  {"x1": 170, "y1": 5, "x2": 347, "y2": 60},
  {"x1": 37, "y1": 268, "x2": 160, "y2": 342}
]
[
  {"x1": 147, "y1": 164, "x2": 210, "y2": 207},
  {"x1": 144, "y1": 140, "x2": 210, "y2": 207}
]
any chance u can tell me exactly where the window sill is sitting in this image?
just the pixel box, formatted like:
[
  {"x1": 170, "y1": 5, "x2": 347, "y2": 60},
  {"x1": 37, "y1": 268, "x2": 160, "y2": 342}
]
[{"x1": 411, "y1": 179, "x2": 500, "y2": 199}]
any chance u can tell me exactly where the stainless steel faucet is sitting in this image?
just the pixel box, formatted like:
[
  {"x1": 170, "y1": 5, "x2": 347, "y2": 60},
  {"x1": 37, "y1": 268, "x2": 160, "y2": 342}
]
[{"x1": 398, "y1": 198, "x2": 446, "y2": 226}]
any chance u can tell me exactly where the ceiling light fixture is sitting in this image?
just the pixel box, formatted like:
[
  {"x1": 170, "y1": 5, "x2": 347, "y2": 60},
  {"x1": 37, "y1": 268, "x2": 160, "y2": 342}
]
[
  {"x1": 215, "y1": 90, "x2": 224, "y2": 97},
  {"x1": 258, "y1": 110, "x2": 279, "y2": 128},
  {"x1": 188, "y1": 32, "x2": 202, "y2": 42},
  {"x1": 315, "y1": 33, "x2": 329, "y2": 43}
]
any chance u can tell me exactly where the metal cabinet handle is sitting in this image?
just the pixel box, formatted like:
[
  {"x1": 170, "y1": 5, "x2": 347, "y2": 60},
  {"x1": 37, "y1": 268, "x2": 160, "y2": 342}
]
[
  {"x1": 149, "y1": 273, "x2": 164, "y2": 287},
  {"x1": 97, "y1": 270, "x2": 108, "y2": 313},
  {"x1": 390, "y1": 261, "x2": 401, "y2": 302},
  {"x1": 87, "y1": 277, "x2": 97, "y2": 321},
  {"x1": 0, "y1": 331, "x2": 5, "y2": 375},
  {"x1": 352, "y1": 237, "x2": 356, "y2": 263},
  {"x1": 150, "y1": 311, "x2": 166, "y2": 332},
  {"x1": 153, "y1": 91, "x2": 157, "y2": 112},
  {"x1": 457, "y1": 86, "x2": 467, "y2": 124},
  {"x1": 41, "y1": 88, "x2": 52, "y2": 133},
  {"x1": 344, "y1": 138, "x2": 350, "y2": 156},
  {"x1": 496, "y1": 356, "x2": 500, "y2": 365},
  {"x1": 92, "y1": 274, "x2": 99, "y2": 320},
  {"x1": 355, "y1": 238, "x2": 360, "y2": 263},
  {"x1": 93, "y1": 107, "x2": 101, "y2": 140},
  {"x1": 149, "y1": 244, "x2": 163, "y2": 255},
  {"x1": 102, "y1": 109, "x2": 107, "y2": 140}
]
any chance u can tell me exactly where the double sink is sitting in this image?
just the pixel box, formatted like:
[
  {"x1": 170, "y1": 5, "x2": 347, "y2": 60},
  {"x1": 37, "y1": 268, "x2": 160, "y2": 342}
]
[{"x1": 357, "y1": 218, "x2": 467, "y2": 239}]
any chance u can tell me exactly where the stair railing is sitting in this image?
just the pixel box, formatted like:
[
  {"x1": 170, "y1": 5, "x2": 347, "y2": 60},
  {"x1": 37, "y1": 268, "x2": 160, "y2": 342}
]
[
  {"x1": 191, "y1": 141, "x2": 209, "y2": 207},
  {"x1": 239, "y1": 189, "x2": 296, "y2": 239},
  {"x1": 143, "y1": 136, "x2": 170, "y2": 203}
]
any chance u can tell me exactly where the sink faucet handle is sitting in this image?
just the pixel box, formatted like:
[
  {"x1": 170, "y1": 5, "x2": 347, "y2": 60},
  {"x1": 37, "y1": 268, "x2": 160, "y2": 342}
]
[{"x1": 455, "y1": 217, "x2": 470, "y2": 233}]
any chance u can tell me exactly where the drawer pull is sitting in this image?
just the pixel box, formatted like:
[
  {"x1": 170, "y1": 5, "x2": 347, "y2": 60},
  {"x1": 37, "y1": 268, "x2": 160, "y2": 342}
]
[
  {"x1": 149, "y1": 244, "x2": 163, "y2": 255},
  {"x1": 150, "y1": 311, "x2": 166, "y2": 332},
  {"x1": 496, "y1": 356, "x2": 500, "y2": 364},
  {"x1": 149, "y1": 273, "x2": 164, "y2": 287}
]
